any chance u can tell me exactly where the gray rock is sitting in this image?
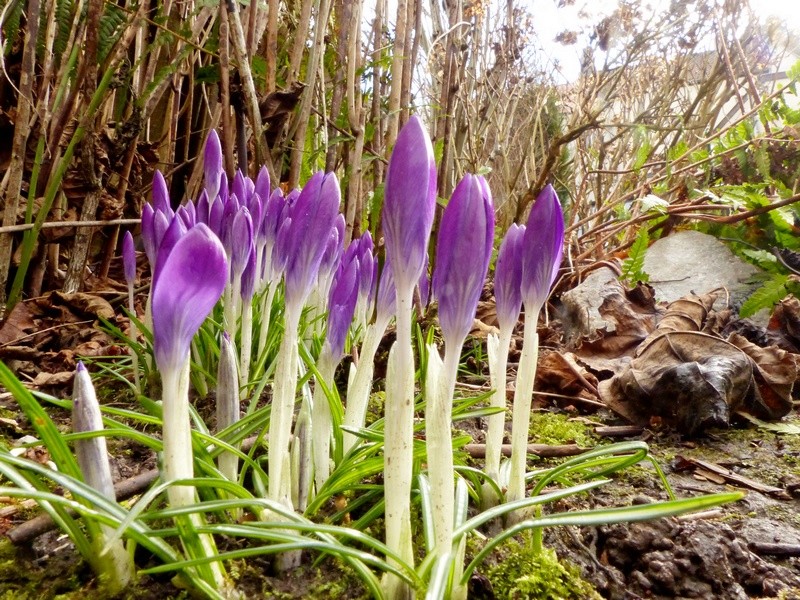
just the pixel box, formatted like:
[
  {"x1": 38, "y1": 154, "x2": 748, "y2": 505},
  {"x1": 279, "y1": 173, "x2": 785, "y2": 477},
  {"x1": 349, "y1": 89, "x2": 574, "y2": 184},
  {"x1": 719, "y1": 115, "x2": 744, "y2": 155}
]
[{"x1": 642, "y1": 230, "x2": 760, "y2": 307}]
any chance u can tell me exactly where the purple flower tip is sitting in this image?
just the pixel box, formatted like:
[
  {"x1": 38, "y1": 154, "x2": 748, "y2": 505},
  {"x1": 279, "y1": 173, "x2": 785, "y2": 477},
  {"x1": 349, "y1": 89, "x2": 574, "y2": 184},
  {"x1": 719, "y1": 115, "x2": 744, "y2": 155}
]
[
  {"x1": 433, "y1": 173, "x2": 495, "y2": 346},
  {"x1": 494, "y1": 223, "x2": 526, "y2": 331},
  {"x1": 520, "y1": 184, "x2": 565, "y2": 314},
  {"x1": 122, "y1": 231, "x2": 136, "y2": 285},
  {"x1": 76, "y1": 361, "x2": 87, "y2": 373},
  {"x1": 204, "y1": 130, "x2": 224, "y2": 201},
  {"x1": 152, "y1": 223, "x2": 228, "y2": 373},
  {"x1": 152, "y1": 171, "x2": 172, "y2": 215},
  {"x1": 326, "y1": 255, "x2": 360, "y2": 357},
  {"x1": 282, "y1": 172, "x2": 341, "y2": 308},
  {"x1": 382, "y1": 115, "x2": 437, "y2": 292}
]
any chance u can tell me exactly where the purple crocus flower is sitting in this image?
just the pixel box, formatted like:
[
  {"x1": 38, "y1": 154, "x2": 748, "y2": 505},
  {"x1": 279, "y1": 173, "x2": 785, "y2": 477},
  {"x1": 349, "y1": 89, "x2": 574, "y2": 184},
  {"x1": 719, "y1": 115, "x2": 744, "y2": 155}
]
[
  {"x1": 152, "y1": 171, "x2": 173, "y2": 215},
  {"x1": 228, "y1": 207, "x2": 254, "y2": 280},
  {"x1": 204, "y1": 130, "x2": 224, "y2": 202},
  {"x1": 382, "y1": 116, "x2": 437, "y2": 292},
  {"x1": 520, "y1": 184, "x2": 565, "y2": 315},
  {"x1": 433, "y1": 174, "x2": 495, "y2": 346},
  {"x1": 325, "y1": 253, "x2": 360, "y2": 358},
  {"x1": 494, "y1": 223, "x2": 526, "y2": 331},
  {"x1": 122, "y1": 231, "x2": 136, "y2": 285},
  {"x1": 152, "y1": 215, "x2": 188, "y2": 287},
  {"x1": 281, "y1": 172, "x2": 341, "y2": 308},
  {"x1": 254, "y1": 166, "x2": 270, "y2": 203},
  {"x1": 152, "y1": 223, "x2": 228, "y2": 373},
  {"x1": 241, "y1": 244, "x2": 257, "y2": 302},
  {"x1": 375, "y1": 260, "x2": 397, "y2": 323}
]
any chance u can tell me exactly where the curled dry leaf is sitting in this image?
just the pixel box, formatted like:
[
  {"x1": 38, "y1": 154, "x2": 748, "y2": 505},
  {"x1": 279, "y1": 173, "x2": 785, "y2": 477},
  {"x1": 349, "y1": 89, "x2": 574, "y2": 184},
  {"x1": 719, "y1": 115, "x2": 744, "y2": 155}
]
[{"x1": 599, "y1": 331, "x2": 753, "y2": 435}]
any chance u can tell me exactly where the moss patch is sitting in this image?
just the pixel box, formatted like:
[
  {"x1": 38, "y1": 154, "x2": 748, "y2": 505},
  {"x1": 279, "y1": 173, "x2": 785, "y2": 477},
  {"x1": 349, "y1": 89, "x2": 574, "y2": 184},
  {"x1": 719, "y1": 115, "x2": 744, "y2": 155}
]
[
  {"x1": 528, "y1": 412, "x2": 594, "y2": 447},
  {"x1": 487, "y1": 538, "x2": 601, "y2": 600}
]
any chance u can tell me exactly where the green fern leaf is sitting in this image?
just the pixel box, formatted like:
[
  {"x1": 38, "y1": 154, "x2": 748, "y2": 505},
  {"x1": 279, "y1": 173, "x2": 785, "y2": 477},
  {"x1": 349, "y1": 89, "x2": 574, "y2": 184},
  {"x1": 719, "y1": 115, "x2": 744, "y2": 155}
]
[
  {"x1": 739, "y1": 274, "x2": 789, "y2": 317},
  {"x1": 621, "y1": 228, "x2": 650, "y2": 285}
]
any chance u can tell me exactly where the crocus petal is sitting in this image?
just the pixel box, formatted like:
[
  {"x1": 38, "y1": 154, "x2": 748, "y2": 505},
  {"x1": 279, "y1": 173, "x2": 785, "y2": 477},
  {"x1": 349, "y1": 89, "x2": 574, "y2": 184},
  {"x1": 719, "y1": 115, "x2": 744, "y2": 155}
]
[
  {"x1": 153, "y1": 216, "x2": 187, "y2": 286},
  {"x1": 229, "y1": 207, "x2": 254, "y2": 276},
  {"x1": 152, "y1": 170, "x2": 172, "y2": 215},
  {"x1": 382, "y1": 115, "x2": 437, "y2": 292},
  {"x1": 432, "y1": 173, "x2": 495, "y2": 346},
  {"x1": 204, "y1": 130, "x2": 224, "y2": 202},
  {"x1": 152, "y1": 224, "x2": 228, "y2": 373},
  {"x1": 325, "y1": 255, "x2": 360, "y2": 358},
  {"x1": 283, "y1": 172, "x2": 341, "y2": 307},
  {"x1": 122, "y1": 231, "x2": 136, "y2": 285},
  {"x1": 241, "y1": 243, "x2": 257, "y2": 301},
  {"x1": 520, "y1": 184, "x2": 565, "y2": 314},
  {"x1": 376, "y1": 261, "x2": 397, "y2": 323},
  {"x1": 494, "y1": 223, "x2": 526, "y2": 331},
  {"x1": 254, "y1": 166, "x2": 271, "y2": 203}
]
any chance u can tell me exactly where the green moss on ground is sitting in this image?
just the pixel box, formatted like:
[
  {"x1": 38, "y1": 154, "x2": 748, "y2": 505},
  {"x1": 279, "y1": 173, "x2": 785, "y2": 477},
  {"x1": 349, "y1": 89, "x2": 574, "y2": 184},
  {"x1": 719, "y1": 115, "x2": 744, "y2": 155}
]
[
  {"x1": 529, "y1": 412, "x2": 595, "y2": 447},
  {"x1": 487, "y1": 537, "x2": 601, "y2": 600}
]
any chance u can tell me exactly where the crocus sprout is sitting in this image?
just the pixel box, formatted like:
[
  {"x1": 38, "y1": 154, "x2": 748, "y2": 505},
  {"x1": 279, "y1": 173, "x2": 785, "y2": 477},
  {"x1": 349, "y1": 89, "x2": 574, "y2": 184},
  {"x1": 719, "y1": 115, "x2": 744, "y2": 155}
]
[
  {"x1": 381, "y1": 115, "x2": 436, "y2": 595},
  {"x1": 507, "y1": 185, "x2": 565, "y2": 508},
  {"x1": 151, "y1": 222, "x2": 228, "y2": 585},
  {"x1": 484, "y1": 223, "x2": 526, "y2": 507},
  {"x1": 427, "y1": 174, "x2": 494, "y2": 559},
  {"x1": 122, "y1": 231, "x2": 140, "y2": 394},
  {"x1": 267, "y1": 172, "x2": 340, "y2": 527},
  {"x1": 73, "y1": 362, "x2": 134, "y2": 594},
  {"x1": 217, "y1": 331, "x2": 242, "y2": 521}
]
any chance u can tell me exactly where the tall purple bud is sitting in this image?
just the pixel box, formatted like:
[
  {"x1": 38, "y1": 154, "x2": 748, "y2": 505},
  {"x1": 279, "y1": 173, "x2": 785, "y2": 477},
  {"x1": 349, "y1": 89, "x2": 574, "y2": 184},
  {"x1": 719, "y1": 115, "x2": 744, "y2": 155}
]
[
  {"x1": 152, "y1": 170, "x2": 173, "y2": 215},
  {"x1": 204, "y1": 130, "x2": 224, "y2": 202},
  {"x1": 520, "y1": 185, "x2": 565, "y2": 315},
  {"x1": 433, "y1": 174, "x2": 495, "y2": 346},
  {"x1": 382, "y1": 115, "x2": 437, "y2": 292},
  {"x1": 282, "y1": 172, "x2": 341, "y2": 309},
  {"x1": 152, "y1": 224, "x2": 228, "y2": 373},
  {"x1": 122, "y1": 231, "x2": 136, "y2": 285},
  {"x1": 494, "y1": 223, "x2": 526, "y2": 331},
  {"x1": 325, "y1": 254, "x2": 360, "y2": 358}
]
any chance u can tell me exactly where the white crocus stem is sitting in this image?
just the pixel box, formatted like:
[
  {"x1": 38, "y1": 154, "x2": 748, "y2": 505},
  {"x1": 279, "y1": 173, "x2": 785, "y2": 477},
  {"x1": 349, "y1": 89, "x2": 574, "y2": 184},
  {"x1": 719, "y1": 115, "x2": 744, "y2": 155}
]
[
  {"x1": 267, "y1": 303, "x2": 302, "y2": 509},
  {"x1": 239, "y1": 297, "x2": 254, "y2": 399},
  {"x1": 293, "y1": 365, "x2": 313, "y2": 511},
  {"x1": 507, "y1": 312, "x2": 541, "y2": 509},
  {"x1": 162, "y1": 358, "x2": 226, "y2": 586},
  {"x1": 425, "y1": 341, "x2": 459, "y2": 557},
  {"x1": 382, "y1": 285, "x2": 416, "y2": 599},
  {"x1": 311, "y1": 349, "x2": 338, "y2": 491},
  {"x1": 484, "y1": 325, "x2": 514, "y2": 504},
  {"x1": 256, "y1": 282, "x2": 277, "y2": 360},
  {"x1": 126, "y1": 282, "x2": 140, "y2": 394},
  {"x1": 342, "y1": 314, "x2": 391, "y2": 453},
  {"x1": 217, "y1": 334, "x2": 240, "y2": 485}
]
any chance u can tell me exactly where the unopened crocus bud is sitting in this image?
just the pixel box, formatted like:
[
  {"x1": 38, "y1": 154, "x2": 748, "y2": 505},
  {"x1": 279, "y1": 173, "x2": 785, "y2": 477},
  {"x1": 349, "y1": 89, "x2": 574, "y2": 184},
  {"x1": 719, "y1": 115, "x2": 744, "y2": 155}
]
[
  {"x1": 241, "y1": 244, "x2": 257, "y2": 302},
  {"x1": 254, "y1": 166, "x2": 271, "y2": 203},
  {"x1": 375, "y1": 260, "x2": 397, "y2": 324},
  {"x1": 72, "y1": 362, "x2": 115, "y2": 500},
  {"x1": 382, "y1": 116, "x2": 437, "y2": 292},
  {"x1": 122, "y1": 231, "x2": 136, "y2": 285},
  {"x1": 520, "y1": 184, "x2": 564, "y2": 315},
  {"x1": 325, "y1": 254, "x2": 360, "y2": 358},
  {"x1": 494, "y1": 223, "x2": 526, "y2": 331},
  {"x1": 204, "y1": 130, "x2": 224, "y2": 202},
  {"x1": 152, "y1": 224, "x2": 228, "y2": 373},
  {"x1": 282, "y1": 172, "x2": 341, "y2": 309},
  {"x1": 229, "y1": 207, "x2": 254, "y2": 278},
  {"x1": 152, "y1": 171, "x2": 173, "y2": 216},
  {"x1": 153, "y1": 215, "x2": 188, "y2": 286},
  {"x1": 177, "y1": 201, "x2": 196, "y2": 229},
  {"x1": 433, "y1": 174, "x2": 495, "y2": 346}
]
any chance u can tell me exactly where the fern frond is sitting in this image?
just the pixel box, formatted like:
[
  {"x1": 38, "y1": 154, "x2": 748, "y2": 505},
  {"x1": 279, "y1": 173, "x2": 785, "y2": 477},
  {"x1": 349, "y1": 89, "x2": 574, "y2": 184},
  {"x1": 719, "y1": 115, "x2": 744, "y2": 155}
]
[
  {"x1": 739, "y1": 274, "x2": 789, "y2": 317},
  {"x1": 621, "y1": 228, "x2": 650, "y2": 285}
]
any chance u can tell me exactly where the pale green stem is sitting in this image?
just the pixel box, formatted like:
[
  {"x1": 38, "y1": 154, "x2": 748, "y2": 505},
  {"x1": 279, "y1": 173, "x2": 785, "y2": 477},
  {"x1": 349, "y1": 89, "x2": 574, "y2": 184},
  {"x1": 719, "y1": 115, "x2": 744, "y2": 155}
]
[
  {"x1": 507, "y1": 311, "x2": 541, "y2": 512},
  {"x1": 239, "y1": 297, "x2": 254, "y2": 400},
  {"x1": 342, "y1": 314, "x2": 391, "y2": 453},
  {"x1": 126, "y1": 283, "x2": 140, "y2": 395},
  {"x1": 162, "y1": 359, "x2": 226, "y2": 587},
  {"x1": 293, "y1": 375, "x2": 312, "y2": 511},
  {"x1": 382, "y1": 285, "x2": 416, "y2": 599},
  {"x1": 425, "y1": 341, "x2": 459, "y2": 557},
  {"x1": 217, "y1": 333, "x2": 240, "y2": 486},
  {"x1": 256, "y1": 283, "x2": 277, "y2": 360},
  {"x1": 267, "y1": 303, "x2": 301, "y2": 509},
  {"x1": 311, "y1": 349, "x2": 338, "y2": 491},
  {"x1": 483, "y1": 325, "x2": 514, "y2": 507}
]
